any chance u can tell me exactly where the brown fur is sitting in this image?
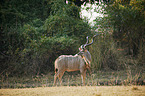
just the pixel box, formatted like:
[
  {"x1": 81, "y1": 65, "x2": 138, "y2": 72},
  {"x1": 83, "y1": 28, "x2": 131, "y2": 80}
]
[
  {"x1": 54, "y1": 54, "x2": 88, "y2": 86},
  {"x1": 53, "y1": 35, "x2": 96, "y2": 86}
]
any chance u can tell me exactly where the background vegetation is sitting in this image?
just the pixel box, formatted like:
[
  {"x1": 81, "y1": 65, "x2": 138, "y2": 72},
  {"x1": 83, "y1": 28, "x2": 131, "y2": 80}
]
[
  {"x1": 90, "y1": 0, "x2": 145, "y2": 71},
  {"x1": 0, "y1": 0, "x2": 91, "y2": 76},
  {"x1": 0, "y1": 0, "x2": 145, "y2": 87}
]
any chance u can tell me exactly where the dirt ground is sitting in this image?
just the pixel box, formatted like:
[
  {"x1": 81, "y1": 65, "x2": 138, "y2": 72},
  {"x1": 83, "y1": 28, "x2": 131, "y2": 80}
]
[{"x1": 0, "y1": 86, "x2": 145, "y2": 96}]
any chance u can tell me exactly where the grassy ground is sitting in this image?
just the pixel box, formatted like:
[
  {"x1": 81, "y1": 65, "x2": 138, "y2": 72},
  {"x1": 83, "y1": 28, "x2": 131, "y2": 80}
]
[
  {"x1": 0, "y1": 86, "x2": 145, "y2": 96},
  {"x1": 0, "y1": 70, "x2": 145, "y2": 88},
  {"x1": 0, "y1": 69, "x2": 145, "y2": 96}
]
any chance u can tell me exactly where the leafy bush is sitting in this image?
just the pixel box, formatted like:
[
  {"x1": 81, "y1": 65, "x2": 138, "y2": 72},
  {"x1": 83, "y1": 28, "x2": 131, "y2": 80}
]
[
  {"x1": 0, "y1": 0, "x2": 91, "y2": 76},
  {"x1": 90, "y1": 33, "x2": 124, "y2": 71}
]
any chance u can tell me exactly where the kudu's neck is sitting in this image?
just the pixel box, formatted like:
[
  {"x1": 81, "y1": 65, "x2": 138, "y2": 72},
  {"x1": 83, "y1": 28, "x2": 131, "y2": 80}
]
[{"x1": 83, "y1": 49, "x2": 92, "y2": 63}]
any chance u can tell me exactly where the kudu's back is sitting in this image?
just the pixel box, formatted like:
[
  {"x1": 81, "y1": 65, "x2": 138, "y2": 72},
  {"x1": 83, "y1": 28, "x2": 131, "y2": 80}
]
[
  {"x1": 54, "y1": 35, "x2": 97, "y2": 85},
  {"x1": 55, "y1": 55, "x2": 85, "y2": 72}
]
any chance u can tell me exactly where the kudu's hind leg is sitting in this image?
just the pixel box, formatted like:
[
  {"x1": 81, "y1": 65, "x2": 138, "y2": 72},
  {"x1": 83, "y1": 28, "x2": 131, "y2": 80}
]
[
  {"x1": 80, "y1": 69, "x2": 86, "y2": 85},
  {"x1": 53, "y1": 70, "x2": 64, "y2": 86},
  {"x1": 53, "y1": 68, "x2": 58, "y2": 86},
  {"x1": 58, "y1": 71, "x2": 65, "y2": 85},
  {"x1": 54, "y1": 73, "x2": 58, "y2": 86}
]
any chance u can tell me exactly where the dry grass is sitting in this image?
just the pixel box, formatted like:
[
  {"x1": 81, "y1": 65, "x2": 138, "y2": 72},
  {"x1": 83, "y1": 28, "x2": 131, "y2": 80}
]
[
  {"x1": 1, "y1": 70, "x2": 145, "y2": 88},
  {"x1": 0, "y1": 86, "x2": 145, "y2": 96}
]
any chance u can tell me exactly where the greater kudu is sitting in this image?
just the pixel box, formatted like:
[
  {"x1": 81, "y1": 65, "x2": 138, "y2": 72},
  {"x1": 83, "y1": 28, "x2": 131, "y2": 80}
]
[{"x1": 54, "y1": 35, "x2": 97, "y2": 85}]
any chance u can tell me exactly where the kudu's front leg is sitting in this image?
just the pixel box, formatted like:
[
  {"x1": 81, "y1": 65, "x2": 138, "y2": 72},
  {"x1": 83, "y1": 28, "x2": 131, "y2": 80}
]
[
  {"x1": 86, "y1": 64, "x2": 92, "y2": 75},
  {"x1": 83, "y1": 57, "x2": 92, "y2": 75},
  {"x1": 80, "y1": 69, "x2": 86, "y2": 86}
]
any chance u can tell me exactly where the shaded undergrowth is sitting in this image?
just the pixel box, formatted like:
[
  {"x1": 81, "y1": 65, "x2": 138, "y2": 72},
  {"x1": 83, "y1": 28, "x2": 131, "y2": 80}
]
[{"x1": 0, "y1": 68, "x2": 145, "y2": 88}]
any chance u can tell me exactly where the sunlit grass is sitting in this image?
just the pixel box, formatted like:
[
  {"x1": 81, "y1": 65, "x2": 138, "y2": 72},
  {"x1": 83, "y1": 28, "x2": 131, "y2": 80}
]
[
  {"x1": 0, "y1": 70, "x2": 145, "y2": 96},
  {"x1": 0, "y1": 86, "x2": 145, "y2": 96}
]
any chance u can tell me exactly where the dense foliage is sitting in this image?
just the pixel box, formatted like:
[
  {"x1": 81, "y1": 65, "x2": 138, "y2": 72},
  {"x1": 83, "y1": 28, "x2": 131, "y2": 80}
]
[
  {"x1": 0, "y1": 0, "x2": 91, "y2": 76},
  {"x1": 0, "y1": 0, "x2": 144, "y2": 77},
  {"x1": 90, "y1": 0, "x2": 145, "y2": 71}
]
